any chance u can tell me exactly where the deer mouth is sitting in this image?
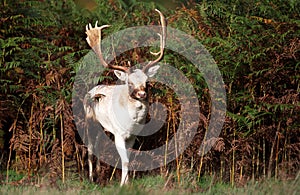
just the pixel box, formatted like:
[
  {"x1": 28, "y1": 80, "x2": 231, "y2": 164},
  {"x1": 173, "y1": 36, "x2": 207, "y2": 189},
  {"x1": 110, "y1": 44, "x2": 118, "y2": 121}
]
[{"x1": 130, "y1": 89, "x2": 147, "y2": 100}]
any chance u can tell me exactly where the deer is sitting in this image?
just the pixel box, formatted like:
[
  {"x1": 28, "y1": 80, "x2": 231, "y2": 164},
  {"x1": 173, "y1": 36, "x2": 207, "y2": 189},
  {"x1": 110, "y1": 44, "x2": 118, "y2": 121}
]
[{"x1": 83, "y1": 9, "x2": 166, "y2": 186}]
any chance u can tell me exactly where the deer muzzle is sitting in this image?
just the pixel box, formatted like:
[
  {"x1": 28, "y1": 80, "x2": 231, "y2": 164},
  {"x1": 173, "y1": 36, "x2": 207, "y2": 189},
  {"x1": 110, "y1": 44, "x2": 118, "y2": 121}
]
[{"x1": 131, "y1": 87, "x2": 147, "y2": 100}]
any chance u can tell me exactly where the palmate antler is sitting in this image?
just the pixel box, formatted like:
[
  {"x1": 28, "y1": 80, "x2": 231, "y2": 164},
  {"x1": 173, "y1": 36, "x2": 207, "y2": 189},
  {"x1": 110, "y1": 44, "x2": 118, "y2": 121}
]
[
  {"x1": 85, "y1": 22, "x2": 128, "y2": 72},
  {"x1": 142, "y1": 9, "x2": 167, "y2": 72},
  {"x1": 85, "y1": 9, "x2": 166, "y2": 73}
]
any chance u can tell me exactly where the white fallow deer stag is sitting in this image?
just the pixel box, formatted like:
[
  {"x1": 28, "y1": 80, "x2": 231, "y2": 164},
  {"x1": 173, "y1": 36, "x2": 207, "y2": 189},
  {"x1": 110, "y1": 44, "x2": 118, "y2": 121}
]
[{"x1": 83, "y1": 9, "x2": 166, "y2": 186}]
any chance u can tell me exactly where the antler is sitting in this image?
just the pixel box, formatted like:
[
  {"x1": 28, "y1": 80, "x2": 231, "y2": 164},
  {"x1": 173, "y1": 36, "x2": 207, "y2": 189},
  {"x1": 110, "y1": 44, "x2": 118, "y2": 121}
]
[
  {"x1": 142, "y1": 9, "x2": 167, "y2": 72},
  {"x1": 86, "y1": 21, "x2": 128, "y2": 72}
]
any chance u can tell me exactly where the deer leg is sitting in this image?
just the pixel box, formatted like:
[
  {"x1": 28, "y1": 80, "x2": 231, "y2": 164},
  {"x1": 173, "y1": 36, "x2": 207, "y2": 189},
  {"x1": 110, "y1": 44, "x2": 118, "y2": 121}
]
[
  {"x1": 115, "y1": 135, "x2": 129, "y2": 186},
  {"x1": 125, "y1": 136, "x2": 136, "y2": 181},
  {"x1": 115, "y1": 135, "x2": 136, "y2": 186},
  {"x1": 87, "y1": 144, "x2": 93, "y2": 182},
  {"x1": 94, "y1": 130, "x2": 102, "y2": 178},
  {"x1": 125, "y1": 136, "x2": 136, "y2": 160},
  {"x1": 85, "y1": 121, "x2": 93, "y2": 182},
  {"x1": 126, "y1": 136, "x2": 136, "y2": 178}
]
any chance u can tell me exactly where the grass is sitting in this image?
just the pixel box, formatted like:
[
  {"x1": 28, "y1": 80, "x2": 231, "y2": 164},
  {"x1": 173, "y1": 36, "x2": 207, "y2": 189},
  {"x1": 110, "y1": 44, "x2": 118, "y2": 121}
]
[{"x1": 1, "y1": 171, "x2": 299, "y2": 195}]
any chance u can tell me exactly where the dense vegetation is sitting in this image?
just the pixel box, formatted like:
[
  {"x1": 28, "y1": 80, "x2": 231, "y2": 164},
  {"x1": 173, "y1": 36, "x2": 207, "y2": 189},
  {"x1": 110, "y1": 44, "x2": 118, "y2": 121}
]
[{"x1": 0, "y1": 0, "x2": 299, "y2": 192}]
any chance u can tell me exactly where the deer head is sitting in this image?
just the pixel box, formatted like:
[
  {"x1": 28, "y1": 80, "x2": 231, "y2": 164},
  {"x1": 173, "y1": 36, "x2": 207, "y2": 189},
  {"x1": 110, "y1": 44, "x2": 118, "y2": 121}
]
[{"x1": 85, "y1": 9, "x2": 166, "y2": 101}]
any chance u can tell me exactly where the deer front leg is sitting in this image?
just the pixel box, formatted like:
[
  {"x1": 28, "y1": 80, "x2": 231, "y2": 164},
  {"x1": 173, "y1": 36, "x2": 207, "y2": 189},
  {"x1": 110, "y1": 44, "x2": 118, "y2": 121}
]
[
  {"x1": 115, "y1": 135, "x2": 135, "y2": 186},
  {"x1": 115, "y1": 135, "x2": 129, "y2": 186}
]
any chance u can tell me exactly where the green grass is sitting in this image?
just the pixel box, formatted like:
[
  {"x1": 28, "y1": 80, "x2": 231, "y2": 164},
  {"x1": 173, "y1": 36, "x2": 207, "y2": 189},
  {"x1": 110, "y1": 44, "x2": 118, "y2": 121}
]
[{"x1": 1, "y1": 172, "x2": 299, "y2": 195}]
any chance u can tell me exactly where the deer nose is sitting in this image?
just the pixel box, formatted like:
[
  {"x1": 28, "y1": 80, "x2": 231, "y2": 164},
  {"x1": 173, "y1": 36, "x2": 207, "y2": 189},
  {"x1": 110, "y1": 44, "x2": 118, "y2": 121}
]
[{"x1": 137, "y1": 91, "x2": 147, "y2": 99}]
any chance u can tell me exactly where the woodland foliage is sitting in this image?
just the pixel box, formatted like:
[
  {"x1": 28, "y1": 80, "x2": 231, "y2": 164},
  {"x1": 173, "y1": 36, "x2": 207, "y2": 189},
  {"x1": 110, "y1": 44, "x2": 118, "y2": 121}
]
[{"x1": 0, "y1": 0, "x2": 299, "y2": 188}]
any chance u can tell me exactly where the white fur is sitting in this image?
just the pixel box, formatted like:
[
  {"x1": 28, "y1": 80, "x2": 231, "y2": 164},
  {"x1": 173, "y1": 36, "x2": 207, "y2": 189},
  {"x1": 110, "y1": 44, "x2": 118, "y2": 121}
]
[{"x1": 84, "y1": 66, "x2": 159, "y2": 185}]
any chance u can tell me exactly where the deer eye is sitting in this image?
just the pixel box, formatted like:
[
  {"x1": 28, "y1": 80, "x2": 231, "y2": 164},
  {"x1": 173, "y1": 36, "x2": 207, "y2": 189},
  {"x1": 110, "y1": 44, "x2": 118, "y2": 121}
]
[{"x1": 128, "y1": 82, "x2": 135, "y2": 90}]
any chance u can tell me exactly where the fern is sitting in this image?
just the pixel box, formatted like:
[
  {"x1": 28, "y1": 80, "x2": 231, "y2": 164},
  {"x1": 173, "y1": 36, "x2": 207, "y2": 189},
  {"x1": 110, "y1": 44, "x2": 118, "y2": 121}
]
[{"x1": 1, "y1": 0, "x2": 299, "y2": 186}]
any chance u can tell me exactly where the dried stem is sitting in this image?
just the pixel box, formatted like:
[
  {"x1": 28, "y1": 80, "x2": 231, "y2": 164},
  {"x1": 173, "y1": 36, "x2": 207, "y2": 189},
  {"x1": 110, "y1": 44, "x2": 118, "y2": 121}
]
[{"x1": 60, "y1": 113, "x2": 65, "y2": 183}]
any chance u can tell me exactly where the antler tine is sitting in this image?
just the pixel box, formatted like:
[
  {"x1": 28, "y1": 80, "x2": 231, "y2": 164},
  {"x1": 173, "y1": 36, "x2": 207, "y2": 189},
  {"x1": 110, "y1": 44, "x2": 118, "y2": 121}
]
[
  {"x1": 86, "y1": 21, "x2": 128, "y2": 72},
  {"x1": 143, "y1": 9, "x2": 167, "y2": 72}
]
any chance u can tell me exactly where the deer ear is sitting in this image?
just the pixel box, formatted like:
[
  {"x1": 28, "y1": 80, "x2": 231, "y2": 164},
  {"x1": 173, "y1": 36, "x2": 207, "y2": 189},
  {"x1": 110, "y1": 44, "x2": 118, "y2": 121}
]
[
  {"x1": 146, "y1": 65, "x2": 160, "y2": 77},
  {"x1": 114, "y1": 70, "x2": 128, "y2": 81}
]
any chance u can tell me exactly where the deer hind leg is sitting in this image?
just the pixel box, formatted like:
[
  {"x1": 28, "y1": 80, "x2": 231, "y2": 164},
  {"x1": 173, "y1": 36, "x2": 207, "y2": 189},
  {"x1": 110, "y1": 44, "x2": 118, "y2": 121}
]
[
  {"x1": 85, "y1": 119, "x2": 103, "y2": 182},
  {"x1": 94, "y1": 130, "x2": 102, "y2": 179},
  {"x1": 125, "y1": 136, "x2": 136, "y2": 183},
  {"x1": 87, "y1": 143, "x2": 93, "y2": 182},
  {"x1": 115, "y1": 135, "x2": 136, "y2": 186},
  {"x1": 84, "y1": 94, "x2": 95, "y2": 182}
]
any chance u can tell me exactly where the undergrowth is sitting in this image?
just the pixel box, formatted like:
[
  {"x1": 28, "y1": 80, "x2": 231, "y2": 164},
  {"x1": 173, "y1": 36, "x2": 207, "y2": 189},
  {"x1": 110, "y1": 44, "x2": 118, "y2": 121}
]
[
  {"x1": 1, "y1": 171, "x2": 299, "y2": 194},
  {"x1": 0, "y1": 0, "x2": 299, "y2": 191}
]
